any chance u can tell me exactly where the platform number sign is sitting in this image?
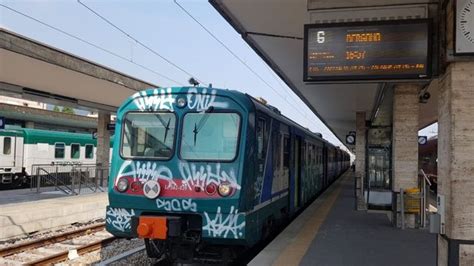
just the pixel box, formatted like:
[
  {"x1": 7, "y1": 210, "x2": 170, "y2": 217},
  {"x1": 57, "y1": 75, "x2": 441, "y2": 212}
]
[
  {"x1": 0, "y1": 117, "x2": 4, "y2": 129},
  {"x1": 455, "y1": 0, "x2": 474, "y2": 55}
]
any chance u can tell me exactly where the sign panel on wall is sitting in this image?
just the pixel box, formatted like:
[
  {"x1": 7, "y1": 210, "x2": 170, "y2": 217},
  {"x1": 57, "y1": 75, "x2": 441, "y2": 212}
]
[{"x1": 304, "y1": 19, "x2": 432, "y2": 82}]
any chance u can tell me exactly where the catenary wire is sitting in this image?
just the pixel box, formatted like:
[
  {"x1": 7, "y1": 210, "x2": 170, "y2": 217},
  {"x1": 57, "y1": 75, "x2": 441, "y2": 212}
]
[
  {"x1": 173, "y1": 0, "x2": 320, "y2": 127},
  {"x1": 77, "y1": 0, "x2": 207, "y2": 86},
  {"x1": 0, "y1": 3, "x2": 184, "y2": 86}
]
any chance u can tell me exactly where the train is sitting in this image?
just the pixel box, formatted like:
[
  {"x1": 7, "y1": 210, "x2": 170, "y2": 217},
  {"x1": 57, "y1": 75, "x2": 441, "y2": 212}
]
[
  {"x1": 0, "y1": 128, "x2": 108, "y2": 188},
  {"x1": 105, "y1": 86, "x2": 350, "y2": 263}
]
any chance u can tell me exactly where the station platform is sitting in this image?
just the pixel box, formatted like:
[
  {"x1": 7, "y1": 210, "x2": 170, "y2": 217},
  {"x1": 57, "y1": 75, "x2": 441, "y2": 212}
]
[
  {"x1": 250, "y1": 171, "x2": 436, "y2": 266},
  {"x1": 0, "y1": 186, "x2": 106, "y2": 205},
  {"x1": 0, "y1": 189, "x2": 107, "y2": 240}
]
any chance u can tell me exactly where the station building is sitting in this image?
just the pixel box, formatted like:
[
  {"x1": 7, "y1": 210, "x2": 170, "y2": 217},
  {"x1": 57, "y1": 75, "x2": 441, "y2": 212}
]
[{"x1": 210, "y1": 0, "x2": 474, "y2": 264}]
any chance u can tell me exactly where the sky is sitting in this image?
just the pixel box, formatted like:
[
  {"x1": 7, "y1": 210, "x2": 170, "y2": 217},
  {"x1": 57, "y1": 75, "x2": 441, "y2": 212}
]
[{"x1": 0, "y1": 0, "x2": 437, "y2": 152}]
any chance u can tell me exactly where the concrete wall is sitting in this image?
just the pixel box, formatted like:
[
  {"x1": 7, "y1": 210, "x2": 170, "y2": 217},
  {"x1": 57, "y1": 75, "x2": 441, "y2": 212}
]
[{"x1": 437, "y1": 61, "x2": 474, "y2": 265}]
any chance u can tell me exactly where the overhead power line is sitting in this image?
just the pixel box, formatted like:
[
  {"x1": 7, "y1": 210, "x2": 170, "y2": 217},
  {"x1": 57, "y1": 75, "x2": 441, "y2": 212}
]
[
  {"x1": 173, "y1": 0, "x2": 318, "y2": 127},
  {"x1": 0, "y1": 3, "x2": 184, "y2": 86},
  {"x1": 77, "y1": 0, "x2": 207, "y2": 86}
]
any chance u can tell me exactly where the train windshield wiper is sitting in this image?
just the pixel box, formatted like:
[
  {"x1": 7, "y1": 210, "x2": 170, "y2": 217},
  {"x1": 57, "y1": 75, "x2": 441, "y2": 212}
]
[
  {"x1": 193, "y1": 106, "x2": 214, "y2": 146},
  {"x1": 154, "y1": 114, "x2": 171, "y2": 143}
]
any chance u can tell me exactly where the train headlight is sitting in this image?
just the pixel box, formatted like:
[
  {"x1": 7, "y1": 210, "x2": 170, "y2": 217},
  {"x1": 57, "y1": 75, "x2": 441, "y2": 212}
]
[
  {"x1": 218, "y1": 182, "x2": 232, "y2": 197},
  {"x1": 117, "y1": 178, "x2": 129, "y2": 193}
]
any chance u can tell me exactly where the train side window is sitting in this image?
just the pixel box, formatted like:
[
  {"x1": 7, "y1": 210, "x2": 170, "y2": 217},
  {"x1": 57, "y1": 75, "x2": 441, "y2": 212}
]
[
  {"x1": 55, "y1": 143, "x2": 65, "y2": 159},
  {"x1": 308, "y1": 144, "x2": 313, "y2": 166},
  {"x1": 3, "y1": 137, "x2": 11, "y2": 155},
  {"x1": 283, "y1": 135, "x2": 290, "y2": 169},
  {"x1": 71, "y1": 144, "x2": 80, "y2": 159},
  {"x1": 257, "y1": 118, "x2": 267, "y2": 160},
  {"x1": 273, "y1": 132, "x2": 282, "y2": 172},
  {"x1": 85, "y1": 144, "x2": 94, "y2": 159}
]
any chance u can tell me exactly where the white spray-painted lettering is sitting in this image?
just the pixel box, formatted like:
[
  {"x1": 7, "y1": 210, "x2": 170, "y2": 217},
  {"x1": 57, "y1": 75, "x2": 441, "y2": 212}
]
[
  {"x1": 187, "y1": 88, "x2": 229, "y2": 111},
  {"x1": 156, "y1": 198, "x2": 197, "y2": 212},
  {"x1": 254, "y1": 175, "x2": 264, "y2": 202},
  {"x1": 133, "y1": 88, "x2": 175, "y2": 111},
  {"x1": 106, "y1": 208, "x2": 135, "y2": 232},
  {"x1": 179, "y1": 162, "x2": 240, "y2": 191},
  {"x1": 203, "y1": 206, "x2": 245, "y2": 239},
  {"x1": 116, "y1": 160, "x2": 175, "y2": 186}
]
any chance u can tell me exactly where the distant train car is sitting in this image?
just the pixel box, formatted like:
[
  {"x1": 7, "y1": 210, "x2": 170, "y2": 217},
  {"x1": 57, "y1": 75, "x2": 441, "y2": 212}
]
[
  {"x1": 106, "y1": 87, "x2": 349, "y2": 263},
  {"x1": 0, "y1": 128, "x2": 109, "y2": 187}
]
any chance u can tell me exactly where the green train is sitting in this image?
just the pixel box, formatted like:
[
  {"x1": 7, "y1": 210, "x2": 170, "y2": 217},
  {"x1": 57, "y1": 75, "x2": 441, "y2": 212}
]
[
  {"x1": 106, "y1": 87, "x2": 350, "y2": 263},
  {"x1": 0, "y1": 128, "x2": 106, "y2": 188}
]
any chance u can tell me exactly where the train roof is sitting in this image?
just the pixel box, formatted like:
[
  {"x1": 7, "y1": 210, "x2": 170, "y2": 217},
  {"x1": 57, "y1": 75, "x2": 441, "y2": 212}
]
[
  {"x1": 0, "y1": 128, "x2": 112, "y2": 146},
  {"x1": 121, "y1": 86, "x2": 347, "y2": 154}
]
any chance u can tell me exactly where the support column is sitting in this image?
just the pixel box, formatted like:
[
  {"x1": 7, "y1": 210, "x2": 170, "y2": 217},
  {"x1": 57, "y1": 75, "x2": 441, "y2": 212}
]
[
  {"x1": 392, "y1": 84, "x2": 420, "y2": 228},
  {"x1": 355, "y1": 111, "x2": 366, "y2": 210},
  {"x1": 437, "y1": 62, "x2": 474, "y2": 266},
  {"x1": 97, "y1": 111, "x2": 111, "y2": 177}
]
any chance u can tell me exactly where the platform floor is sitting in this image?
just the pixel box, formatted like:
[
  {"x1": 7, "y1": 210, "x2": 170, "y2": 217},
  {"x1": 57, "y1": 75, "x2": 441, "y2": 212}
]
[
  {"x1": 0, "y1": 186, "x2": 106, "y2": 205},
  {"x1": 250, "y1": 171, "x2": 436, "y2": 266},
  {"x1": 0, "y1": 190, "x2": 107, "y2": 240}
]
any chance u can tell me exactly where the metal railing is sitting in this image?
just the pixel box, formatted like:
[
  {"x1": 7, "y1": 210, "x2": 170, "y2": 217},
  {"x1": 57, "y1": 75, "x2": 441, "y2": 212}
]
[
  {"x1": 30, "y1": 163, "x2": 109, "y2": 195},
  {"x1": 419, "y1": 169, "x2": 432, "y2": 228}
]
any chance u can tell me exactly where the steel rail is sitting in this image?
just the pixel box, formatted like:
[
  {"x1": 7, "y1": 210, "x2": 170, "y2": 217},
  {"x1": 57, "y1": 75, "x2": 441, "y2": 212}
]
[
  {"x1": 26, "y1": 236, "x2": 116, "y2": 265},
  {"x1": 0, "y1": 223, "x2": 105, "y2": 257}
]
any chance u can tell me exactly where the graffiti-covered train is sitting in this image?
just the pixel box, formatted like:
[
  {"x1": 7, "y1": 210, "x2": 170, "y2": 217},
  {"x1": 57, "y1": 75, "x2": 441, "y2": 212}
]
[
  {"x1": 0, "y1": 128, "x2": 110, "y2": 188},
  {"x1": 106, "y1": 87, "x2": 350, "y2": 263}
]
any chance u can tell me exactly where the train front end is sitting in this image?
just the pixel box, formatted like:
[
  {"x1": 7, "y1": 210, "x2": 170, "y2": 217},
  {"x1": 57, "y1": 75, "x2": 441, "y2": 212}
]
[{"x1": 106, "y1": 87, "x2": 250, "y2": 260}]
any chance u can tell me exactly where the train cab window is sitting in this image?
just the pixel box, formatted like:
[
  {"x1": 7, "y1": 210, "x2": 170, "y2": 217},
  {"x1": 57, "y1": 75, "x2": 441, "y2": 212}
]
[
  {"x1": 121, "y1": 112, "x2": 176, "y2": 159},
  {"x1": 71, "y1": 144, "x2": 80, "y2": 159},
  {"x1": 180, "y1": 113, "x2": 240, "y2": 161},
  {"x1": 3, "y1": 137, "x2": 11, "y2": 155},
  {"x1": 85, "y1": 144, "x2": 94, "y2": 159},
  {"x1": 55, "y1": 143, "x2": 65, "y2": 159}
]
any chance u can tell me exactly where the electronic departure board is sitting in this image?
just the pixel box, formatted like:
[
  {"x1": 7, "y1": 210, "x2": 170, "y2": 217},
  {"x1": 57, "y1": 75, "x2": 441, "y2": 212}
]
[{"x1": 303, "y1": 19, "x2": 432, "y2": 82}]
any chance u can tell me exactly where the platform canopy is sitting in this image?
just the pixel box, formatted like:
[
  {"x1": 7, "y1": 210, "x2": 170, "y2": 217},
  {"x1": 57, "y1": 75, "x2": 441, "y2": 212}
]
[
  {"x1": 211, "y1": 0, "x2": 438, "y2": 144},
  {"x1": 0, "y1": 28, "x2": 158, "y2": 112}
]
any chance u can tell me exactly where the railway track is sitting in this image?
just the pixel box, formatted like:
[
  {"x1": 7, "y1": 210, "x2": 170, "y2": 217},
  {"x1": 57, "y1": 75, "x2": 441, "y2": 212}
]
[{"x1": 0, "y1": 223, "x2": 116, "y2": 265}]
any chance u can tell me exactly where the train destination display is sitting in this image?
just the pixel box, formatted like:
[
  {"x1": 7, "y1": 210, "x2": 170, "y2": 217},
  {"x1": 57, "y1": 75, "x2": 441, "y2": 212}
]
[{"x1": 304, "y1": 20, "x2": 431, "y2": 81}]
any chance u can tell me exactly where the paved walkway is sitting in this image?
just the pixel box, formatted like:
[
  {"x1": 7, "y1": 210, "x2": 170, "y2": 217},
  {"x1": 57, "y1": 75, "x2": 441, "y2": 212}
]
[
  {"x1": 0, "y1": 186, "x2": 106, "y2": 205},
  {"x1": 250, "y1": 171, "x2": 436, "y2": 266}
]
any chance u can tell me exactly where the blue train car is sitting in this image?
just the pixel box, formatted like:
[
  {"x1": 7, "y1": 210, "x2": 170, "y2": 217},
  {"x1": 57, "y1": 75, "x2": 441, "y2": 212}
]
[{"x1": 106, "y1": 87, "x2": 349, "y2": 262}]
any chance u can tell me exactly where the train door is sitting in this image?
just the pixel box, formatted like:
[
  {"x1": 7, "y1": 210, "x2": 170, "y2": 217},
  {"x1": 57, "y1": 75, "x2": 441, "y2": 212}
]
[
  {"x1": 293, "y1": 137, "x2": 302, "y2": 208},
  {"x1": 255, "y1": 115, "x2": 269, "y2": 205},
  {"x1": 0, "y1": 136, "x2": 16, "y2": 168},
  {"x1": 323, "y1": 145, "x2": 328, "y2": 188}
]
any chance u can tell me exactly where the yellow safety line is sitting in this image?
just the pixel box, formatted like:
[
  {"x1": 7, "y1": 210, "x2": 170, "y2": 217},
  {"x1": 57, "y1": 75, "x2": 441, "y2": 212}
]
[{"x1": 272, "y1": 174, "x2": 346, "y2": 266}]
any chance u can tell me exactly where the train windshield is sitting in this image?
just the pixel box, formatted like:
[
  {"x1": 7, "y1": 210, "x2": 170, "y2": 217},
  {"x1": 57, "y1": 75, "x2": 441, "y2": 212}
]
[
  {"x1": 121, "y1": 112, "x2": 176, "y2": 159},
  {"x1": 180, "y1": 112, "x2": 240, "y2": 161}
]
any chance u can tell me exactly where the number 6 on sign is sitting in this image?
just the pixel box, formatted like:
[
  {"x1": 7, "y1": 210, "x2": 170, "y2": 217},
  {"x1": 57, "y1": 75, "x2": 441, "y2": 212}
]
[{"x1": 317, "y1": 31, "x2": 325, "y2": 43}]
